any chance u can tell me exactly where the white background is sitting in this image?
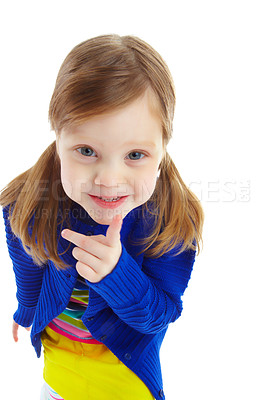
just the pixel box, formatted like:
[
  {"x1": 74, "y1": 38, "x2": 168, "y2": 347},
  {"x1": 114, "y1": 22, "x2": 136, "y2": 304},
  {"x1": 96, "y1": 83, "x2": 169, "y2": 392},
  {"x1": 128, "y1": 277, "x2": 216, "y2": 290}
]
[{"x1": 0, "y1": 1, "x2": 265, "y2": 399}]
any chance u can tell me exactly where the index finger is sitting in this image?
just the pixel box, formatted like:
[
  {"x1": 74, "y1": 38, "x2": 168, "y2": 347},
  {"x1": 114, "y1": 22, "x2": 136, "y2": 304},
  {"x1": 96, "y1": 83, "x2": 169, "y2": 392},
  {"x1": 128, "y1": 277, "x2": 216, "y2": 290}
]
[
  {"x1": 106, "y1": 214, "x2": 123, "y2": 247},
  {"x1": 61, "y1": 229, "x2": 88, "y2": 248}
]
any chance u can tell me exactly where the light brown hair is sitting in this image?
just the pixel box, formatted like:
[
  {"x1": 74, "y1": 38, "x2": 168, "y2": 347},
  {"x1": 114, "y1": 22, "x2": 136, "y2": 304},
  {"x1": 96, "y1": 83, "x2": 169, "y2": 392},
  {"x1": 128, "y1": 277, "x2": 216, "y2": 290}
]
[{"x1": 0, "y1": 34, "x2": 204, "y2": 268}]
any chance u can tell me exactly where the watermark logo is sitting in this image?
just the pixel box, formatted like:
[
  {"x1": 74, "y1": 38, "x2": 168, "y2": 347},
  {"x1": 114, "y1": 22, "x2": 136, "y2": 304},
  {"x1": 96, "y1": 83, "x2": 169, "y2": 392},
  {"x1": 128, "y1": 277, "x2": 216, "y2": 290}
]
[{"x1": 188, "y1": 179, "x2": 251, "y2": 202}]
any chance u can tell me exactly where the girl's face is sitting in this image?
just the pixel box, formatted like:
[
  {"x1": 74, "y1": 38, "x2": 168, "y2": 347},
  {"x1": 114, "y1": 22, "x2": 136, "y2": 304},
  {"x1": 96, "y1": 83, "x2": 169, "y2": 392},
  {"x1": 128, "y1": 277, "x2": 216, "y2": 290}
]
[{"x1": 56, "y1": 90, "x2": 164, "y2": 225}]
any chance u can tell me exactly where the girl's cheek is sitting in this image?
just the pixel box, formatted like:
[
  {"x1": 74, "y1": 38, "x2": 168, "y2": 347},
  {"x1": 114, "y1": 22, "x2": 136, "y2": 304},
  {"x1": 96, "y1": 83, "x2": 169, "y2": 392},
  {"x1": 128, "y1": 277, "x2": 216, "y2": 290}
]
[
  {"x1": 60, "y1": 178, "x2": 74, "y2": 199},
  {"x1": 134, "y1": 176, "x2": 157, "y2": 203},
  {"x1": 60, "y1": 164, "x2": 77, "y2": 198}
]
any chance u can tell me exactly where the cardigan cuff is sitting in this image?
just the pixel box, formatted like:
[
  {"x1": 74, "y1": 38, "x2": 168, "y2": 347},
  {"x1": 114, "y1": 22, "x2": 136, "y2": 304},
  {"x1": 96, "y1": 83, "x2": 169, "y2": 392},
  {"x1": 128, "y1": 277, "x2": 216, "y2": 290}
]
[
  {"x1": 13, "y1": 304, "x2": 36, "y2": 327},
  {"x1": 87, "y1": 244, "x2": 150, "y2": 309}
]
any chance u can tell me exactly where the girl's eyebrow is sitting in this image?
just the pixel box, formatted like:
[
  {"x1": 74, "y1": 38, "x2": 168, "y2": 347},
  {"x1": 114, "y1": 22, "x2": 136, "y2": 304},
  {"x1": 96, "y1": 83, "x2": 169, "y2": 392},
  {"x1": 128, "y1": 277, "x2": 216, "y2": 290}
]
[
  {"x1": 70, "y1": 136, "x2": 157, "y2": 149},
  {"x1": 122, "y1": 141, "x2": 157, "y2": 149}
]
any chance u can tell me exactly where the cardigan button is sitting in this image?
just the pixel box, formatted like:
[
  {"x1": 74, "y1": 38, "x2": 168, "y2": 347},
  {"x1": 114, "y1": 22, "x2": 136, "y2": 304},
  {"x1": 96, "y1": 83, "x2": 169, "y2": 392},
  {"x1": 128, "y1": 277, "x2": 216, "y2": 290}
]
[
  {"x1": 159, "y1": 389, "x2": 164, "y2": 398},
  {"x1": 87, "y1": 317, "x2": 94, "y2": 321},
  {"x1": 100, "y1": 335, "x2": 107, "y2": 341},
  {"x1": 87, "y1": 231, "x2": 93, "y2": 236},
  {"x1": 124, "y1": 353, "x2": 131, "y2": 360}
]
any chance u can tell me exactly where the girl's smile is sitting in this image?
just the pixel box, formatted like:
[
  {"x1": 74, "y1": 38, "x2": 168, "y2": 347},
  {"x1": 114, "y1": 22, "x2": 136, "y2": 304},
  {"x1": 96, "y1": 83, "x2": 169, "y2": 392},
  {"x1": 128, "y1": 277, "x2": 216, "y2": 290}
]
[
  {"x1": 56, "y1": 89, "x2": 164, "y2": 225},
  {"x1": 88, "y1": 194, "x2": 129, "y2": 209}
]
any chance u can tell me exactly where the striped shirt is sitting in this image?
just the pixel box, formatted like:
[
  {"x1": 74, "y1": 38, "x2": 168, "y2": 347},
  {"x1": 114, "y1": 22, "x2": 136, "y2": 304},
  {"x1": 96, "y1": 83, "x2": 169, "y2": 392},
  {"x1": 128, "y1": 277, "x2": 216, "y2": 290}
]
[{"x1": 48, "y1": 276, "x2": 102, "y2": 344}]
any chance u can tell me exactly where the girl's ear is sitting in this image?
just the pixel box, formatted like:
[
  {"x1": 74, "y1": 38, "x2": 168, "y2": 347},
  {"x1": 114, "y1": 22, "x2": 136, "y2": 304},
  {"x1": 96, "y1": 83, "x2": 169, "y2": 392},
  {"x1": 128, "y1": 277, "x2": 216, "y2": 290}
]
[
  {"x1": 55, "y1": 137, "x2": 61, "y2": 159},
  {"x1": 158, "y1": 148, "x2": 166, "y2": 172}
]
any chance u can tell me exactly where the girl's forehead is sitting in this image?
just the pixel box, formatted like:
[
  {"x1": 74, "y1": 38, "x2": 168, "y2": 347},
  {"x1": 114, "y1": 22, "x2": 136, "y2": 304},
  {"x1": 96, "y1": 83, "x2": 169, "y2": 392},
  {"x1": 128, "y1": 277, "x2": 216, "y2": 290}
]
[
  {"x1": 62, "y1": 121, "x2": 163, "y2": 149},
  {"x1": 58, "y1": 100, "x2": 165, "y2": 154}
]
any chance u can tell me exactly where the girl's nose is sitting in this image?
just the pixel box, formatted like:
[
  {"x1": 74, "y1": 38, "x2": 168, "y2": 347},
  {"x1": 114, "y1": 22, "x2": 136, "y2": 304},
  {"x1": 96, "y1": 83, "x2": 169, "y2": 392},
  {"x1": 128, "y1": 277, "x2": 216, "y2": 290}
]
[{"x1": 93, "y1": 164, "x2": 125, "y2": 188}]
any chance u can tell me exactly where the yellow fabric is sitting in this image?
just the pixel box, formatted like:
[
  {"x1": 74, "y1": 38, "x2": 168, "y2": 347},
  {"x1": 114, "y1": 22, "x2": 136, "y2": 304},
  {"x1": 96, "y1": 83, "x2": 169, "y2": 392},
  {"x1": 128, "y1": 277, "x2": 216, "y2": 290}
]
[{"x1": 41, "y1": 326, "x2": 154, "y2": 400}]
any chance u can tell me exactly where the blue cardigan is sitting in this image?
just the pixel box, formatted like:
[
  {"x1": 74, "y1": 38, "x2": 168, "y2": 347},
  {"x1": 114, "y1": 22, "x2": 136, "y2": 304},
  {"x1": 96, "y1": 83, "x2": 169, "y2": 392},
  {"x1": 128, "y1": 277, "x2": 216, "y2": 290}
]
[{"x1": 3, "y1": 203, "x2": 196, "y2": 400}]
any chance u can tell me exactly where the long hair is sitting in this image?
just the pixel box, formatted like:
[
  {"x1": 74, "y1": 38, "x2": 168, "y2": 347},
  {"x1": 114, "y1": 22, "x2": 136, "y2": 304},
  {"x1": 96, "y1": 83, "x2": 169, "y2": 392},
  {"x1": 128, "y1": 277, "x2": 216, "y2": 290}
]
[{"x1": 0, "y1": 34, "x2": 204, "y2": 268}]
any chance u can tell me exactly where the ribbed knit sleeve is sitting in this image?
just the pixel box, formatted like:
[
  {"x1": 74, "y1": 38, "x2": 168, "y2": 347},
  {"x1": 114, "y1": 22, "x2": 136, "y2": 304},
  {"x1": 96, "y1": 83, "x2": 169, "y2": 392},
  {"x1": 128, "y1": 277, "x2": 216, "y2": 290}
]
[
  {"x1": 86, "y1": 243, "x2": 196, "y2": 334},
  {"x1": 2, "y1": 207, "x2": 45, "y2": 327}
]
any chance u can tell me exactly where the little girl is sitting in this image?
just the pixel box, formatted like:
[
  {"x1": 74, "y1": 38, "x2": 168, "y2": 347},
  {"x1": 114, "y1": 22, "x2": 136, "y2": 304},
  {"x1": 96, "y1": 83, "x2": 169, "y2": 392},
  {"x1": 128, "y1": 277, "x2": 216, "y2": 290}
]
[{"x1": 1, "y1": 34, "x2": 204, "y2": 400}]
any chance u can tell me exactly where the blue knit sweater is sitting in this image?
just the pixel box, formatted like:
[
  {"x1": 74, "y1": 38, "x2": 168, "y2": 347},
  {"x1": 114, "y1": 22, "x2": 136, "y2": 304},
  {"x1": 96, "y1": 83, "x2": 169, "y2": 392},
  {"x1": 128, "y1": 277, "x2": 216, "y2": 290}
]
[{"x1": 3, "y1": 203, "x2": 196, "y2": 400}]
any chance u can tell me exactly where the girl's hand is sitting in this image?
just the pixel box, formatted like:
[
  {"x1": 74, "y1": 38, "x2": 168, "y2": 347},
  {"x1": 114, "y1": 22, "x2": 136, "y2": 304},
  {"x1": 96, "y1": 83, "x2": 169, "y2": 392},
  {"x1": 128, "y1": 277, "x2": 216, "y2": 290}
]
[
  {"x1": 12, "y1": 320, "x2": 31, "y2": 342},
  {"x1": 61, "y1": 214, "x2": 123, "y2": 283}
]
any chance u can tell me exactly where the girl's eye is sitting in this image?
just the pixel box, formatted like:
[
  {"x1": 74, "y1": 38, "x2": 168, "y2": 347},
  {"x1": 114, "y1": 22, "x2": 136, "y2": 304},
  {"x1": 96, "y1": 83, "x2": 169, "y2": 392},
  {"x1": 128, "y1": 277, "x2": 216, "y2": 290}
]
[
  {"x1": 127, "y1": 151, "x2": 145, "y2": 161},
  {"x1": 77, "y1": 147, "x2": 96, "y2": 157},
  {"x1": 76, "y1": 148, "x2": 145, "y2": 160}
]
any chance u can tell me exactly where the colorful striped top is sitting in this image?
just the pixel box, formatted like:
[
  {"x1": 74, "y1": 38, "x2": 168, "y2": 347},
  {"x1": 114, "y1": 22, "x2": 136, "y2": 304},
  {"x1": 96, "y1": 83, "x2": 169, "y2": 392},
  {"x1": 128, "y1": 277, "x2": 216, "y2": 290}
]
[{"x1": 48, "y1": 275, "x2": 102, "y2": 344}]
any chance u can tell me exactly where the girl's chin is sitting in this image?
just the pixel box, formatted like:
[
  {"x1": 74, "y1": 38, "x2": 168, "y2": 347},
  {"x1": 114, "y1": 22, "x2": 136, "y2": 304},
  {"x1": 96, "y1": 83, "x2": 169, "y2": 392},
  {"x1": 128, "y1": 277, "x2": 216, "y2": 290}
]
[
  {"x1": 84, "y1": 207, "x2": 131, "y2": 225},
  {"x1": 78, "y1": 196, "x2": 140, "y2": 225}
]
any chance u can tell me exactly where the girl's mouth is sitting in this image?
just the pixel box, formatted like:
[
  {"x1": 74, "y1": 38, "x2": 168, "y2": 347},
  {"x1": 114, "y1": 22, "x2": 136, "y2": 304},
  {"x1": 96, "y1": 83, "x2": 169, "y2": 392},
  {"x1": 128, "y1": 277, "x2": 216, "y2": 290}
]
[{"x1": 89, "y1": 195, "x2": 129, "y2": 209}]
